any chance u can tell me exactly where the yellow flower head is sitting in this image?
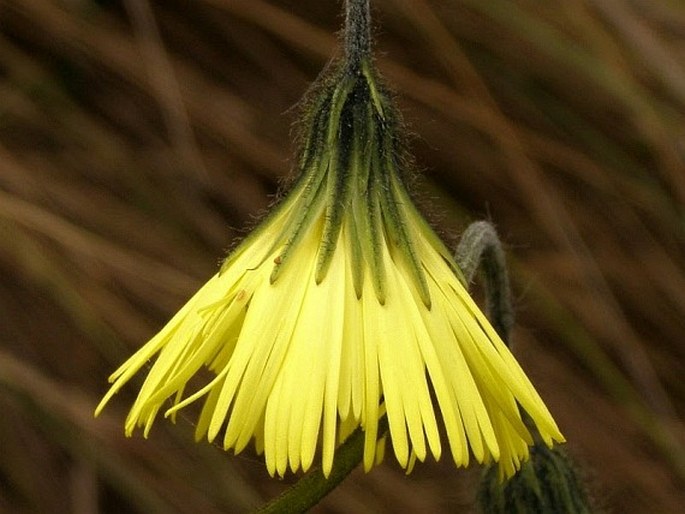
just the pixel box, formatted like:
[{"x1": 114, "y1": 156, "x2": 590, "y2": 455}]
[{"x1": 96, "y1": 48, "x2": 563, "y2": 480}]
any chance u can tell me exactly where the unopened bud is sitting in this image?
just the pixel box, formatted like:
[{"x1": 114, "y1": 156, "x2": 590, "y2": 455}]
[{"x1": 478, "y1": 443, "x2": 595, "y2": 514}]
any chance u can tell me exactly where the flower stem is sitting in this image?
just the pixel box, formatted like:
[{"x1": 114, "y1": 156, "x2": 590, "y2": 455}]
[
  {"x1": 345, "y1": 0, "x2": 372, "y2": 69},
  {"x1": 253, "y1": 417, "x2": 388, "y2": 514},
  {"x1": 455, "y1": 221, "x2": 514, "y2": 344},
  {"x1": 460, "y1": 222, "x2": 596, "y2": 511}
]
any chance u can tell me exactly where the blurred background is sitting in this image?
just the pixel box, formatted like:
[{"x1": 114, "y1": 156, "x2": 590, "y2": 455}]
[{"x1": 1, "y1": 0, "x2": 684, "y2": 512}]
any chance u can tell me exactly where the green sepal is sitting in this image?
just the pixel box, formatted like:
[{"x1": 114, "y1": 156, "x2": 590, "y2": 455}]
[
  {"x1": 343, "y1": 107, "x2": 369, "y2": 299},
  {"x1": 269, "y1": 159, "x2": 328, "y2": 284},
  {"x1": 361, "y1": 59, "x2": 385, "y2": 121},
  {"x1": 377, "y1": 138, "x2": 432, "y2": 309},
  {"x1": 362, "y1": 161, "x2": 387, "y2": 305},
  {"x1": 315, "y1": 76, "x2": 356, "y2": 284},
  {"x1": 393, "y1": 177, "x2": 467, "y2": 286}
]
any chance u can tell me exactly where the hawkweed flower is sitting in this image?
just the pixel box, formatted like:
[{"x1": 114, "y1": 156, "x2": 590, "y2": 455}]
[{"x1": 96, "y1": 2, "x2": 563, "y2": 480}]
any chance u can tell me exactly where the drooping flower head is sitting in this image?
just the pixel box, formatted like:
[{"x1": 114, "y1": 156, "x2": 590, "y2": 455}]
[{"x1": 96, "y1": 2, "x2": 563, "y2": 479}]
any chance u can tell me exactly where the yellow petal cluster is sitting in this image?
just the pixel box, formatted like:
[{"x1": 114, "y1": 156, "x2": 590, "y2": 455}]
[{"x1": 96, "y1": 180, "x2": 563, "y2": 479}]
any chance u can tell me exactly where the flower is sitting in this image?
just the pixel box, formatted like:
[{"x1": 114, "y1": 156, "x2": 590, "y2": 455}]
[{"x1": 96, "y1": 54, "x2": 564, "y2": 479}]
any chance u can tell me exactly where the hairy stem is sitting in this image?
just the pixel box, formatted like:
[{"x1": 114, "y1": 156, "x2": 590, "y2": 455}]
[
  {"x1": 345, "y1": 0, "x2": 372, "y2": 68},
  {"x1": 455, "y1": 220, "x2": 514, "y2": 344}
]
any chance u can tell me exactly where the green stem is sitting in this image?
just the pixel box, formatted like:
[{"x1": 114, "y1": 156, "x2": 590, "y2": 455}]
[
  {"x1": 455, "y1": 221, "x2": 514, "y2": 344},
  {"x1": 345, "y1": 0, "x2": 372, "y2": 69},
  {"x1": 254, "y1": 417, "x2": 388, "y2": 514}
]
